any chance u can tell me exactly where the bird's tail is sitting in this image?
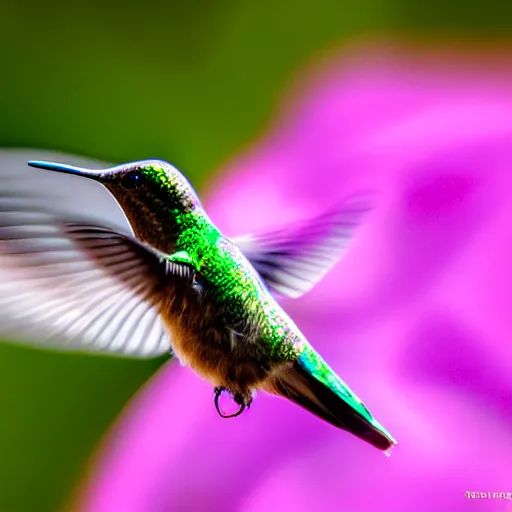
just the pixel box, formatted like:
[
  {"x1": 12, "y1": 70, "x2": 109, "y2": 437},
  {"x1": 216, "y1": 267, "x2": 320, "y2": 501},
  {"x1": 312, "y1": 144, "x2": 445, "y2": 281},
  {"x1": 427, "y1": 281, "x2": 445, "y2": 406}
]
[{"x1": 267, "y1": 345, "x2": 397, "y2": 451}]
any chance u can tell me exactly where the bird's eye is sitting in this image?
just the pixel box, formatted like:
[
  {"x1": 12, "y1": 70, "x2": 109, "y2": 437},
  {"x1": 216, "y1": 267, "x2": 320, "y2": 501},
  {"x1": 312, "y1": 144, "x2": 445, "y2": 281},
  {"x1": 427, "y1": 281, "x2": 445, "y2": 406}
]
[{"x1": 121, "y1": 170, "x2": 143, "y2": 189}]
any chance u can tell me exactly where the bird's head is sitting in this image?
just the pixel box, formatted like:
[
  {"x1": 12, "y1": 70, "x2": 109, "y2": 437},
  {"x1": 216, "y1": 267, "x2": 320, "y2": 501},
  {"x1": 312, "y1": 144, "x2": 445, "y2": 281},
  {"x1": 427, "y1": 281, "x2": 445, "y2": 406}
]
[{"x1": 28, "y1": 159, "x2": 204, "y2": 252}]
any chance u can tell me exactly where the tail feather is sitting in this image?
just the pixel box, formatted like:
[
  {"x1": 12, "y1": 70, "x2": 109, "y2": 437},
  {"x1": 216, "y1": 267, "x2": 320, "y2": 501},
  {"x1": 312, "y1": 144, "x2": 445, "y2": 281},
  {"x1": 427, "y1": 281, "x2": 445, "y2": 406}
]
[{"x1": 270, "y1": 356, "x2": 396, "y2": 451}]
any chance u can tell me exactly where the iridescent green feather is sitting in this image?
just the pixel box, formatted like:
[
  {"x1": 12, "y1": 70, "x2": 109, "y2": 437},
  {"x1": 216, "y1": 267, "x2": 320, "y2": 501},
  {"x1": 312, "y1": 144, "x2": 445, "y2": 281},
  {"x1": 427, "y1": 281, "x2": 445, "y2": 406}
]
[
  {"x1": 297, "y1": 343, "x2": 396, "y2": 443},
  {"x1": 166, "y1": 203, "x2": 300, "y2": 362}
]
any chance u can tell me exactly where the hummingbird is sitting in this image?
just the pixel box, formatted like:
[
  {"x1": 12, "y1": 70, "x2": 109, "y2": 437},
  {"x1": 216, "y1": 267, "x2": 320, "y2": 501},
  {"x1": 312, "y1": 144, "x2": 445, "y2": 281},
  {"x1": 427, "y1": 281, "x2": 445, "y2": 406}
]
[{"x1": 0, "y1": 158, "x2": 396, "y2": 452}]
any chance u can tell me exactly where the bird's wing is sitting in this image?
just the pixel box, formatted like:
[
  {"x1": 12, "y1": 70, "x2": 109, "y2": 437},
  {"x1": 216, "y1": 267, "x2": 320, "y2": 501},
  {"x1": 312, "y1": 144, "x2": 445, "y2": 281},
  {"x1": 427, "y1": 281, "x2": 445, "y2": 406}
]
[
  {"x1": 0, "y1": 191, "x2": 190, "y2": 358},
  {"x1": 233, "y1": 194, "x2": 374, "y2": 299}
]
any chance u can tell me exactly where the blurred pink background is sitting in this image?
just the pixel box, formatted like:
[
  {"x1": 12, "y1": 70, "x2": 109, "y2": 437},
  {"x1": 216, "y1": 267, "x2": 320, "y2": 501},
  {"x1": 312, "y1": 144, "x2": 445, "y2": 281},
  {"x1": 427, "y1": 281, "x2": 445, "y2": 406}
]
[{"x1": 78, "y1": 45, "x2": 512, "y2": 512}]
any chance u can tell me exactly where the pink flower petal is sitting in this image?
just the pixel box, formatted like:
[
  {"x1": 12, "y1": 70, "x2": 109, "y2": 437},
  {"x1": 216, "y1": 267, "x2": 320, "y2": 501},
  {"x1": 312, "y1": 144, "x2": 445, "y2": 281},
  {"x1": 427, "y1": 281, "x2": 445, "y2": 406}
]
[{"x1": 80, "y1": 44, "x2": 512, "y2": 512}]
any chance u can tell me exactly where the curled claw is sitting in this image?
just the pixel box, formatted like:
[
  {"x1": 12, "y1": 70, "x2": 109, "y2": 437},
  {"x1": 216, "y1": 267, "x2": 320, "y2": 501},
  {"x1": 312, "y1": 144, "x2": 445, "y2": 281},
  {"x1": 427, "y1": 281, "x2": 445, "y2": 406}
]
[{"x1": 214, "y1": 387, "x2": 247, "y2": 419}]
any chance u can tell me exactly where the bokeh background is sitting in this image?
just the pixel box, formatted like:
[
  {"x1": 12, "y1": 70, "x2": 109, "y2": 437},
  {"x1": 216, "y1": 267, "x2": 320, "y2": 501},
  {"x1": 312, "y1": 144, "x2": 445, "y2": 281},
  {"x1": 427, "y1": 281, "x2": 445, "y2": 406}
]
[{"x1": 1, "y1": 1, "x2": 512, "y2": 511}]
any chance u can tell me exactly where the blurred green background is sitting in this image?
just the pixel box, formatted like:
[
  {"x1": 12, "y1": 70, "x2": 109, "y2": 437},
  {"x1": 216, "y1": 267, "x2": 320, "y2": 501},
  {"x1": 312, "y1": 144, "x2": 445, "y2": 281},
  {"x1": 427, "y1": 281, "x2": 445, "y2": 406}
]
[{"x1": 0, "y1": 1, "x2": 510, "y2": 510}]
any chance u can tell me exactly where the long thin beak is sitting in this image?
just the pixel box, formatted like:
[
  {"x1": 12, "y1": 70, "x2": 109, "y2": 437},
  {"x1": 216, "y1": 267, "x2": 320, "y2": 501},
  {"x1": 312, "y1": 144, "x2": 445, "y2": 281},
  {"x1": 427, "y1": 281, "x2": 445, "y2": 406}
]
[{"x1": 28, "y1": 160, "x2": 106, "y2": 182}]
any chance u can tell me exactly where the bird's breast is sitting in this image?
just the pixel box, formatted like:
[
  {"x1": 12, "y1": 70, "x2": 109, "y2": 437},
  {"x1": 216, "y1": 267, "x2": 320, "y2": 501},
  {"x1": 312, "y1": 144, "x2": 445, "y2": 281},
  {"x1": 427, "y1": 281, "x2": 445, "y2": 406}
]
[
  {"x1": 162, "y1": 315, "x2": 225, "y2": 386},
  {"x1": 157, "y1": 281, "x2": 273, "y2": 392},
  {"x1": 158, "y1": 287, "x2": 247, "y2": 381}
]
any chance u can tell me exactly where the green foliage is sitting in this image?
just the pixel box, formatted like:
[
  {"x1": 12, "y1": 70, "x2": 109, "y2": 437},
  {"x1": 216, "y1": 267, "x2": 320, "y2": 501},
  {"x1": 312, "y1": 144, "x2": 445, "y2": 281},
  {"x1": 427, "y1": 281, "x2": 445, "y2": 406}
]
[
  {"x1": 0, "y1": 342, "x2": 166, "y2": 511},
  {"x1": 2, "y1": 1, "x2": 510, "y2": 186}
]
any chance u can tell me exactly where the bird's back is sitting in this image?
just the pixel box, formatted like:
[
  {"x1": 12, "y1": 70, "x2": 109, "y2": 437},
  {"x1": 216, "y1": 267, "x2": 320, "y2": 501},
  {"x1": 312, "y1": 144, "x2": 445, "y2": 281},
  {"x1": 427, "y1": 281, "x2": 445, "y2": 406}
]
[{"x1": 163, "y1": 223, "x2": 301, "y2": 370}]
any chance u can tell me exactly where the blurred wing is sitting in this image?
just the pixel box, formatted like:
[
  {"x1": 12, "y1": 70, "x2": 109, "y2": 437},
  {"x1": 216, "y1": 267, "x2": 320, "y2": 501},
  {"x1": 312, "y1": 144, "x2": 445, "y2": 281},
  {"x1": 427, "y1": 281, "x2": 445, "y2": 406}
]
[
  {"x1": 233, "y1": 195, "x2": 374, "y2": 298},
  {"x1": 0, "y1": 192, "x2": 183, "y2": 358}
]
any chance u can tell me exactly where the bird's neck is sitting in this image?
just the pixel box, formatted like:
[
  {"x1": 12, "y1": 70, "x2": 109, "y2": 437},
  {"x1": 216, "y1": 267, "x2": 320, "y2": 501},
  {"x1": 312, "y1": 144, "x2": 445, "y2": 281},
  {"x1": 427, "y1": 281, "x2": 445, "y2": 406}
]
[
  {"x1": 121, "y1": 197, "x2": 217, "y2": 258},
  {"x1": 174, "y1": 211, "x2": 221, "y2": 269}
]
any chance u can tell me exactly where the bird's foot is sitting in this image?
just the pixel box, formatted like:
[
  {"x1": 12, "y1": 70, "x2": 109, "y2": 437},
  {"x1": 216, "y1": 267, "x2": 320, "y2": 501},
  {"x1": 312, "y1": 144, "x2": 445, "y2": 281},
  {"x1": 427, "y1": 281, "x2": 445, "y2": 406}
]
[
  {"x1": 234, "y1": 391, "x2": 253, "y2": 410},
  {"x1": 214, "y1": 387, "x2": 252, "y2": 419}
]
